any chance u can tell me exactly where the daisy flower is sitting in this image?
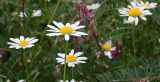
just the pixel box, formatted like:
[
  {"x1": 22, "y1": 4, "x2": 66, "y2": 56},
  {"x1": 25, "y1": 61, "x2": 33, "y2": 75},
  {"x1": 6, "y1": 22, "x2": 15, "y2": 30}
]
[
  {"x1": 87, "y1": 3, "x2": 101, "y2": 11},
  {"x1": 56, "y1": 49, "x2": 87, "y2": 67},
  {"x1": 101, "y1": 40, "x2": 116, "y2": 59},
  {"x1": 32, "y1": 9, "x2": 42, "y2": 17},
  {"x1": 46, "y1": 21, "x2": 88, "y2": 41},
  {"x1": 138, "y1": 1, "x2": 157, "y2": 9},
  {"x1": 7, "y1": 36, "x2": 38, "y2": 49},
  {"x1": 118, "y1": 2, "x2": 152, "y2": 25}
]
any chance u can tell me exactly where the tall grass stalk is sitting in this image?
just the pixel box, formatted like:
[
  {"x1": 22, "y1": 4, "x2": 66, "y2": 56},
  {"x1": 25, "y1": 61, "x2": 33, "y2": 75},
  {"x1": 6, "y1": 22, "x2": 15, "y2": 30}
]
[{"x1": 63, "y1": 41, "x2": 68, "y2": 81}]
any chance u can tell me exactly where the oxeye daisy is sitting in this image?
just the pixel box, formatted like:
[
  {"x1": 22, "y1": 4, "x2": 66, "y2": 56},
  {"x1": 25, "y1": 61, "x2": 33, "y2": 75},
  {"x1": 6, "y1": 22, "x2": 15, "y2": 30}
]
[
  {"x1": 87, "y1": 3, "x2": 101, "y2": 11},
  {"x1": 56, "y1": 49, "x2": 87, "y2": 67},
  {"x1": 46, "y1": 21, "x2": 88, "y2": 41},
  {"x1": 138, "y1": 1, "x2": 157, "y2": 9},
  {"x1": 101, "y1": 40, "x2": 116, "y2": 59},
  {"x1": 7, "y1": 36, "x2": 38, "y2": 49},
  {"x1": 118, "y1": 2, "x2": 152, "y2": 25}
]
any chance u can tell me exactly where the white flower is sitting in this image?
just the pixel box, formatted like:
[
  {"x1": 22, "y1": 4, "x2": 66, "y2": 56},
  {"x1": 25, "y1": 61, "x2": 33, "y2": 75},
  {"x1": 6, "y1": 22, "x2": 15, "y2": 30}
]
[
  {"x1": 102, "y1": 40, "x2": 116, "y2": 59},
  {"x1": 138, "y1": 1, "x2": 157, "y2": 9},
  {"x1": 87, "y1": 3, "x2": 101, "y2": 10},
  {"x1": 118, "y1": 2, "x2": 152, "y2": 25},
  {"x1": 19, "y1": 12, "x2": 27, "y2": 18},
  {"x1": 56, "y1": 49, "x2": 87, "y2": 67},
  {"x1": 7, "y1": 36, "x2": 38, "y2": 49},
  {"x1": 17, "y1": 80, "x2": 25, "y2": 82},
  {"x1": 46, "y1": 21, "x2": 88, "y2": 41},
  {"x1": 32, "y1": 9, "x2": 42, "y2": 17}
]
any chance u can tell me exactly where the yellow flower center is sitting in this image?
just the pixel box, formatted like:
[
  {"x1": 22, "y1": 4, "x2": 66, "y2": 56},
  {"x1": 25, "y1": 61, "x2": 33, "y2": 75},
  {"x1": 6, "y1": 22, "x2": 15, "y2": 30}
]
[
  {"x1": 102, "y1": 43, "x2": 111, "y2": 51},
  {"x1": 19, "y1": 41, "x2": 29, "y2": 47},
  {"x1": 142, "y1": 4, "x2": 151, "y2": 8},
  {"x1": 128, "y1": 8, "x2": 142, "y2": 17},
  {"x1": 60, "y1": 26, "x2": 74, "y2": 35},
  {"x1": 66, "y1": 55, "x2": 77, "y2": 62}
]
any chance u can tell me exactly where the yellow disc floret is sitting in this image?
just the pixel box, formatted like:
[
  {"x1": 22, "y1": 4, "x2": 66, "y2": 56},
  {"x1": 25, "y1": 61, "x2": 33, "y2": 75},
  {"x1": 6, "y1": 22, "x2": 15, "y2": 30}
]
[
  {"x1": 128, "y1": 8, "x2": 142, "y2": 17},
  {"x1": 102, "y1": 43, "x2": 111, "y2": 51},
  {"x1": 60, "y1": 26, "x2": 74, "y2": 35},
  {"x1": 66, "y1": 55, "x2": 77, "y2": 62},
  {"x1": 19, "y1": 41, "x2": 29, "y2": 47}
]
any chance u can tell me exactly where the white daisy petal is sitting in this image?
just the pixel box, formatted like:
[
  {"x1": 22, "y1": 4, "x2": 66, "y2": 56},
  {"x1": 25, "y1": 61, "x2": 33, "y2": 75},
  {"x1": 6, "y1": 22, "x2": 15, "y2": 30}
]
[
  {"x1": 46, "y1": 33, "x2": 62, "y2": 36},
  {"x1": 53, "y1": 21, "x2": 64, "y2": 28},
  {"x1": 141, "y1": 16, "x2": 147, "y2": 21},
  {"x1": 74, "y1": 52, "x2": 83, "y2": 57},
  {"x1": 47, "y1": 25, "x2": 59, "y2": 31},
  {"x1": 77, "y1": 57, "x2": 88, "y2": 60},
  {"x1": 77, "y1": 61, "x2": 86, "y2": 63},
  {"x1": 7, "y1": 42, "x2": 19, "y2": 46},
  {"x1": 74, "y1": 26, "x2": 85, "y2": 30},
  {"x1": 71, "y1": 21, "x2": 80, "y2": 27},
  {"x1": 135, "y1": 17, "x2": 139, "y2": 25},
  {"x1": 69, "y1": 49, "x2": 74, "y2": 55},
  {"x1": 29, "y1": 39, "x2": 38, "y2": 44},
  {"x1": 74, "y1": 31, "x2": 88, "y2": 35},
  {"x1": 10, "y1": 38, "x2": 20, "y2": 43},
  {"x1": 104, "y1": 51, "x2": 112, "y2": 59},
  {"x1": 71, "y1": 34, "x2": 81, "y2": 37},
  {"x1": 20, "y1": 36, "x2": 24, "y2": 41},
  {"x1": 64, "y1": 35, "x2": 70, "y2": 41},
  {"x1": 58, "y1": 53, "x2": 65, "y2": 58},
  {"x1": 128, "y1": 16, "x2": 135, "y2": 23}
]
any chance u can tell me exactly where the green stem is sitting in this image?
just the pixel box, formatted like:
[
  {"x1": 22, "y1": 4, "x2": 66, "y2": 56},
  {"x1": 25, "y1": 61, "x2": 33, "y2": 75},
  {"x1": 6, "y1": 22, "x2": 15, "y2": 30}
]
[
  {"x1": 132, "y1": 25, "x2": 136, "y2": 65},
  {"x1": 71, "y1": 67, "x2": 74, "y2": 79},
  {"x1": 63, "y1": 41, "x2": 68, "y2": 81},
  {"x1": 22, "y1": 49, "x2": 30, "y2": 82}
]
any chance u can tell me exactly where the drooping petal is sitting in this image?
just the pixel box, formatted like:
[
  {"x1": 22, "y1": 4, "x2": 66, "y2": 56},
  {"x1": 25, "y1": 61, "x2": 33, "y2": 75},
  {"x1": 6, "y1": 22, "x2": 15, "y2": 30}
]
[
  {"x1": 104, "y1": 51, "x2": 112, "y2": 59},
  {"x1": 64, "y1": 35, "x2": 70, "y2": 41}
]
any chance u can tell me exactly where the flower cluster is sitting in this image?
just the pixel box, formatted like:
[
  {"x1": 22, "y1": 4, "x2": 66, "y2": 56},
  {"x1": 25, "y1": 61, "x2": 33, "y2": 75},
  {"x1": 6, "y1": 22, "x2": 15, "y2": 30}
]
[{"x1": 4, "y1": 0, "x2": 158, "y2": 82}]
